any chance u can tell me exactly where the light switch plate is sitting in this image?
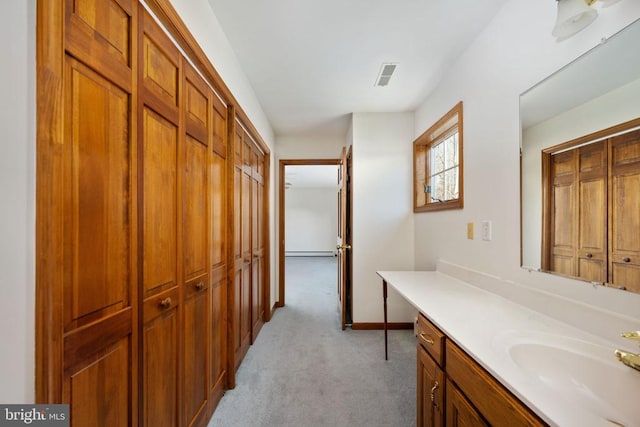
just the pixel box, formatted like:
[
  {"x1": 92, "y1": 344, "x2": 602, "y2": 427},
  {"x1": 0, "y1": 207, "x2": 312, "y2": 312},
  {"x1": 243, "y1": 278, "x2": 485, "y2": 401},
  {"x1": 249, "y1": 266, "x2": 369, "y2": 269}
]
[
  {"x1": 467, "y1": 222, "x2": 474, "y2": 240},
  {"x1": 481, "y1": 220, "x2": 492, "y2": 241}
]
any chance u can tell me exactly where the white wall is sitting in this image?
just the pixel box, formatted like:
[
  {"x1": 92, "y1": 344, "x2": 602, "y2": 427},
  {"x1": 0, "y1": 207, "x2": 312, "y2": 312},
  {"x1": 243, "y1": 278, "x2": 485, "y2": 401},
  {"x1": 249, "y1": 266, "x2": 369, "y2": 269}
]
[
  {"x1": 522, "y1": 77, "x2": 640, "y2": 268},
  {"x1": 414, "y1": 0, "x2": 640, "y2": 320},
  {"x1": 285, "y1": 187, "x2": 338, "y2": 255},
  {"x1": 0, "y1": 0, "x2": 36, "y2": 403},
  {"x1": 351, "y1": 113, "x2": 416, "y2": 323}
]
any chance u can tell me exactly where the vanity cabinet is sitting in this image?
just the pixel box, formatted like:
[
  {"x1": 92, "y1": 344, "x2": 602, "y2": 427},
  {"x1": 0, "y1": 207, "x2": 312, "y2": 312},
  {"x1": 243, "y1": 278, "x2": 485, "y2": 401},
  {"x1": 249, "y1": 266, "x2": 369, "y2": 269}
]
[{"x1": 416, "y1": 313, "x2": 546, "y2": 427}]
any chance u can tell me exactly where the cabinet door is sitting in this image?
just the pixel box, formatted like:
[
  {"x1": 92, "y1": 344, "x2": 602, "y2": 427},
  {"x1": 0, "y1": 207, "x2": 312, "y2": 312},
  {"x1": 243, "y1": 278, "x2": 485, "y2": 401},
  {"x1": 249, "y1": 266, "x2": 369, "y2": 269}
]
[
  {"x1": 417, "y1": 345, "x2": 444, "y2": 427},
  {"x1": 446, "y1": 380, "x2": 488, "y2": 427},
  {"x1": 609, "y1": 130, "x2": 640, "y2": 292}
]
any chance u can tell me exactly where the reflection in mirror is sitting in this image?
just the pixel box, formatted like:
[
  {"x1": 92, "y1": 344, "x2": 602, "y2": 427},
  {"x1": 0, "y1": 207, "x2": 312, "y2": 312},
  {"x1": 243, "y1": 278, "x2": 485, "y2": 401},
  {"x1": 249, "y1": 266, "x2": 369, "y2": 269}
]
[{"x1": 520, "y1": 18, "x2": 640, "y2": 293}]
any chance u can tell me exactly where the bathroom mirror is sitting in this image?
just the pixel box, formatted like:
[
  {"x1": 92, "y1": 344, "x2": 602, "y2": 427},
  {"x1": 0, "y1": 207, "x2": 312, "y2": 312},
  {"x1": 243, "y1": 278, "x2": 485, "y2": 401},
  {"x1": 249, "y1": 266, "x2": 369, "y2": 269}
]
[{"x1": 520, "y1": 18, "x2": 640, "y2": 289}]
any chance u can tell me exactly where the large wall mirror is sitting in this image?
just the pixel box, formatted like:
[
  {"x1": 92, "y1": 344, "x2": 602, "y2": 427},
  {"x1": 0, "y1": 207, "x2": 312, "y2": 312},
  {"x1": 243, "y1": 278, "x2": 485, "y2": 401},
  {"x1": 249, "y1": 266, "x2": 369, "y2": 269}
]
[{"x1": 520, "y1": 18, "x2": 640, "y2": 293}]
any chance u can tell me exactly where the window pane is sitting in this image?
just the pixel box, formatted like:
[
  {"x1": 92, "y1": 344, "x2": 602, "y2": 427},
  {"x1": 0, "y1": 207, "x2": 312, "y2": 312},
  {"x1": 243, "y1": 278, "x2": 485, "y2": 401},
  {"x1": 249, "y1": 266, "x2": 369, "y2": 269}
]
[
  {"x1": 431, "y1": 142, "x2": 444, "y2": 174},
  {"x1": 431, "y1": 172, "x2": 444, "y2": 201},
  {"x1": 444, "y1": 133, "x2": 458, "y2": 169},
  {"x1": 443, "y1": 167, "x2": 459, "y2": 200}
]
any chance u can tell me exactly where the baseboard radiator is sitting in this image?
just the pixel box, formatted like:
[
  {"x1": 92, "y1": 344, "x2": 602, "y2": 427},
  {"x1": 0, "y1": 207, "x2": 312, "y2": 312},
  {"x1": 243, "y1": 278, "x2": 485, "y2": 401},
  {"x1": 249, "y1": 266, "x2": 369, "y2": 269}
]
[{"x1": 285, "y1": 251, "x2": 336, "y2": 257}]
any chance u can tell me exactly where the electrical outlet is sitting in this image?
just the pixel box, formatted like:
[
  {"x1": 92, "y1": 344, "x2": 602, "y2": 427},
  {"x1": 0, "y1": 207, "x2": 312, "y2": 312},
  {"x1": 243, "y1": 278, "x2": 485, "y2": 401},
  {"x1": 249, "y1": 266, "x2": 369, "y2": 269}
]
[
  {"x1": 467, "y1": 222, "x2": 474, "y2": 240},
  {"x1": 481, "y1": 220, "x2": 492, "y2": 241}
]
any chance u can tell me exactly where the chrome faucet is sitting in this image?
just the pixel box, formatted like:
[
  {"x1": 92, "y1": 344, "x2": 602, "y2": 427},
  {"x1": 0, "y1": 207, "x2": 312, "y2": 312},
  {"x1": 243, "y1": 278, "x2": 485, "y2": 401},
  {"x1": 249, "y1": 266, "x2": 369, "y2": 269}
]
[{"x1": 615, "y1": 331, "x2": 640, "y2": 372}]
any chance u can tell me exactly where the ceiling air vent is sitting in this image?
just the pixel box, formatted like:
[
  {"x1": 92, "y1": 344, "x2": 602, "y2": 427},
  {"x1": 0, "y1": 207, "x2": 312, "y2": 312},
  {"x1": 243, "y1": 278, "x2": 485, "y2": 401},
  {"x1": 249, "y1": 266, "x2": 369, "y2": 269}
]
[{"x1": 375, "y1": 63, "x2": 398, "y2": 87}]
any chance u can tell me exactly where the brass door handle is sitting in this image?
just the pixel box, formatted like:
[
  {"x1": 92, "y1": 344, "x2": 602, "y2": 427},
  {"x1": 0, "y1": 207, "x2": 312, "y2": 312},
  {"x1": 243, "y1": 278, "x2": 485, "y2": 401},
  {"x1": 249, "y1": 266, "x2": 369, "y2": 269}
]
[
  {"x1": 336, "y1": 244, "x2": 351, "y2": 250},
  {"x1": 430, "y1": 381, "x2": 440, "y2": 409},
  {"x1": 159, "y1": 297, "x2": 172, "y2": 308},
  {"x1": 195, "y1": 282, "x2": 204, "y2": 291},
  {"x1": 419, "y1": 333, "x2": 435, "y2": 345}
]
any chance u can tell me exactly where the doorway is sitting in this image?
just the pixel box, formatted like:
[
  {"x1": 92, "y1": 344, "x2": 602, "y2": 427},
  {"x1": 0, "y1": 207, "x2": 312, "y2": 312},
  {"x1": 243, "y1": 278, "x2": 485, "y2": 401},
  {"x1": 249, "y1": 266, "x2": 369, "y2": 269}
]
[{"x1": 278, "y1": 158, "x2": 352, "y2": 328}]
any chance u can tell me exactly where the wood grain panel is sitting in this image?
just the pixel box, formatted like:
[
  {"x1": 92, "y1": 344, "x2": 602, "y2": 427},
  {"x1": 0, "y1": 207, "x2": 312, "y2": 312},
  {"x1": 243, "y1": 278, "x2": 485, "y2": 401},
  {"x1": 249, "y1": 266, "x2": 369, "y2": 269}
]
[
  {"x1": 210, "y1": 274, "x2": 227, "y2": 394},
  {"x1": 183, "y1": 276, "x2": 208, "y2": 426},
  {"x1": 142, "y1": 108, "x2": 177, "y2": 296},
  {"x1": 65, "y1": 338, "x2": 131, "y2": 427},
  {"x1": 142, "y1": 306, "x2": 179, "y2": 427},
  {"x1": 212, "y1": 98, "x2": 227, "y2": 157},
  {"x1": 65, "y1": 0, "x2": 133, "y2": 90},
  {"x1": 417, "y1": 344, "x2": 444, "y2": 427},
  {"x1": 184, "y1": 65, "x2": 209, "y2": 144},
  {"x1": 64, "y1": 58, "x2": 130, "y2": 329},
  {"x1": 211, "y1": 153, "x2": 227, "y2": 268},
  {"x1": 445, "y1": 380, "x2": 488, "y2": 427},
  {"x1": 446, "y1": 342, "x2": 544, "y2": 427},
  {"x1": 183, "y1": 135, "x2": 208, "y2": 280}
]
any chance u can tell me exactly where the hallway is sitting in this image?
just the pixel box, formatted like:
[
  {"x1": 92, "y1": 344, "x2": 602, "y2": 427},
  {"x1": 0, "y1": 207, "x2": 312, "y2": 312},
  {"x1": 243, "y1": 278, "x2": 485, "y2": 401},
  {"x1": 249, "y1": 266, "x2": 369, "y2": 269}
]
[{"x1": 209, "y1": 257, "x2": 416, "y2": 426}]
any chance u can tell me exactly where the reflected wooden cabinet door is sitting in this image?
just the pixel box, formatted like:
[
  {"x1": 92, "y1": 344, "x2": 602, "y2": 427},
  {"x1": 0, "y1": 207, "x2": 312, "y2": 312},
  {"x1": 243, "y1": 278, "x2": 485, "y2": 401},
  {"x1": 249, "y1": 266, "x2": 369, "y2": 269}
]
[
  {"x1": 577, "y1": 142, "x2": 607, "y2": 283},
  {"x1": 609, "y1": 131, "x2": 640, "y2": 292},
  {"x1": 549, "y1": 150, "x2": 577, "y2": 277}
]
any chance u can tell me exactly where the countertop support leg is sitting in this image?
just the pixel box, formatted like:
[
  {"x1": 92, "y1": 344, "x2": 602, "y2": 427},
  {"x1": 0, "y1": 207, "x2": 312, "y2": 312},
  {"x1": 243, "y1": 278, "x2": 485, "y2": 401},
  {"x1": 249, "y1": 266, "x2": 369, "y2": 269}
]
[{"x1": 383, "y1": 279, "x2": 388, "y2": 360}]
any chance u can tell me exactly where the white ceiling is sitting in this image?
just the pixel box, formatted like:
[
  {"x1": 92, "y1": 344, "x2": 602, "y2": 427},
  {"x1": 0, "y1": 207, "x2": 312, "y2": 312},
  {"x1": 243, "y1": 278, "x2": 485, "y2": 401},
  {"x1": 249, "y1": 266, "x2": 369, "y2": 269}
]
[{"x1": 207, "y1": 0, "x2": 509, "y2": 137}]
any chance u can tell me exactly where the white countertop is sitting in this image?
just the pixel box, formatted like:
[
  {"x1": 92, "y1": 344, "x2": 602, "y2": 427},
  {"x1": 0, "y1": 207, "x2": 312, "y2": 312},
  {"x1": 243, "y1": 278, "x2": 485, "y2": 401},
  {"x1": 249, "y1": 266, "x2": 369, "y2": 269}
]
[{"x1": 377, "y1": 270, "x2": 640, "y2": 427}]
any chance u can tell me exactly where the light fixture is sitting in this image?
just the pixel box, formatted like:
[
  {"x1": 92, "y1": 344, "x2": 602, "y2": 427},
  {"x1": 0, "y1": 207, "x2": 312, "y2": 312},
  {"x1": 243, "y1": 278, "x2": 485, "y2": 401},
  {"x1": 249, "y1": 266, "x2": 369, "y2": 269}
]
[
  {"x1": 553, "y1": 0, "x2": 598, "y2": 40},
  {"x1": 553, "y1": 0, "x2": 623, "y2": 41}
]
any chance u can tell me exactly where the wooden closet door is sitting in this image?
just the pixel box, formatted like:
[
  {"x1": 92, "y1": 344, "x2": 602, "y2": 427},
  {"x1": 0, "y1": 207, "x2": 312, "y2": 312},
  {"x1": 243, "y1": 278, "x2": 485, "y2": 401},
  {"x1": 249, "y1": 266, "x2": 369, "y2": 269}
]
[
  {"x1": 139, "y1": 8, "x2": 181, "y2": 427},
  {"x1": 210, "y1": 97, "x2": 229, "y2": 401},
  {"x1": 182, "y1": 63, "x2": 211, "y2": 427},
  {"x1": 577, "y1": 142, "x2": 607, "y2": 283},
  {"x1": 251, "y1": 149, "x2": 265, "y2": 341},
  {"x1": 241, "y1": 132, "x2": 253, "y2": 356},
  {"x1": 232, "y1": 127, "x2": 249, "y2": 367},
  {"x1": 609, "y1": 130, "x2": 640, "y2": 292},
  {"x1": 59, "y1": 1, "x2": 137, "y2": 425}
]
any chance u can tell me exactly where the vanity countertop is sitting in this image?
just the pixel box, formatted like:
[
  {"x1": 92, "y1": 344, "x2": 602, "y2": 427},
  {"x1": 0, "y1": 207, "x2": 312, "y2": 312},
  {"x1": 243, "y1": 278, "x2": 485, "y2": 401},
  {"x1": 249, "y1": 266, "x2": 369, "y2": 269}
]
[{"x1": 377, "y1": 270, "x2": 640, "y2": 427}]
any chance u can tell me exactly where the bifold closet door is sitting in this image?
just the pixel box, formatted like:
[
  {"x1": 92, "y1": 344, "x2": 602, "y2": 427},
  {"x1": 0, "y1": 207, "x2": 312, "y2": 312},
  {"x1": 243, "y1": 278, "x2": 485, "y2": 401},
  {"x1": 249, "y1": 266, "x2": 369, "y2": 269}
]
[
  {"x1": 182, "y1": 62, "x2": 211, "y2": 427},
  {"x1": 251, "y1": 148, "x2": 265, "y2": 341},
  {"x1": 139, "y1": 8, "x2": 181, "y2": 427},
  {"x1": 58, "y1": 0, "x2": 137, "y2": 425},
  {"x1": 210, "y1": 96, "x2": 229, "y2": 401}
]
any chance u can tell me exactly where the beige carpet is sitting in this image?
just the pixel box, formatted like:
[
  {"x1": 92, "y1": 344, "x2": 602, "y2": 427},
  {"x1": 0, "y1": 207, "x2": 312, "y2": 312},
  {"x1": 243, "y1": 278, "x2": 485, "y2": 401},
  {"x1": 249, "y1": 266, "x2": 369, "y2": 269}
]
[{"x1": 208, "y1": 256, "x2": 416, "y2": 427}]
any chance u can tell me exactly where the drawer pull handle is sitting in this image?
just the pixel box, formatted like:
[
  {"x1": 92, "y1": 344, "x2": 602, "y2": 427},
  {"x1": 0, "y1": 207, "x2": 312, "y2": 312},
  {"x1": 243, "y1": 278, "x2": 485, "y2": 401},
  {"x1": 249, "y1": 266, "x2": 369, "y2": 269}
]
[
  {"x1": 430, "y1": 381, "x2": 440, "y2": 409},
  {"x1": 195, "y1": 281, "x2": 204, "y2": 290},
  {"x1": 419, "y1": 333, "x2": 435, "y2": 345},
  {"x1": 159, "y1": 297, "x2": 172, "y2": 309}
]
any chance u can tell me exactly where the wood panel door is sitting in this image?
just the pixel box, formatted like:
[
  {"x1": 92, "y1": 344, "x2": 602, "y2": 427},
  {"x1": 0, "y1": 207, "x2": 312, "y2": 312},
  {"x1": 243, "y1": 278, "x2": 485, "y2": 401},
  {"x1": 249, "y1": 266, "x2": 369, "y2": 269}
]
[
  {"x1": 139, "y1": 8, "x2": 181, "y2": 427},
  {"x1": 251, "y1": 148, "x2": 265, "y2": 341},
  {"x1": 609, "y1": 130, "x2": 640, "y2": 292},
  {"x1": 182, "y1": 62, "x2": 211, "y2": 427},
  {"x1": 55, "y1": 1, "x2": 138, "y2": 425},
  {"x1": 232, "y1": 126, "x2": 250, "y2": 367},
  {"x1": 209, "y1": 95, "x2": 229, "y2": 403}
]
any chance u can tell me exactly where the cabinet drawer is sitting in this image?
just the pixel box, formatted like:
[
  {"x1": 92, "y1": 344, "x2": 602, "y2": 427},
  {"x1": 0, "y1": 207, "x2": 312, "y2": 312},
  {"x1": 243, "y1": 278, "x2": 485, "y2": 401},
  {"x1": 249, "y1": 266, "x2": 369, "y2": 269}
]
[
  {"x1": 446, "y1": 341, "x2": 546, "y2": 427},
  {"x1": 417, "y1": 313, "x2": 445, "y2": 366}
]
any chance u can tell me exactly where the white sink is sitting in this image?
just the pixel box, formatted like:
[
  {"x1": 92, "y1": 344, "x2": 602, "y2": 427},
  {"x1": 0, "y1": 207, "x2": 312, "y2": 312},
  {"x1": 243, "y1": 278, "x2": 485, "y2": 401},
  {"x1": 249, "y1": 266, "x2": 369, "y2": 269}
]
[{"x1": 495, "y1": 331, "x2": 640, "y2": 426}]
